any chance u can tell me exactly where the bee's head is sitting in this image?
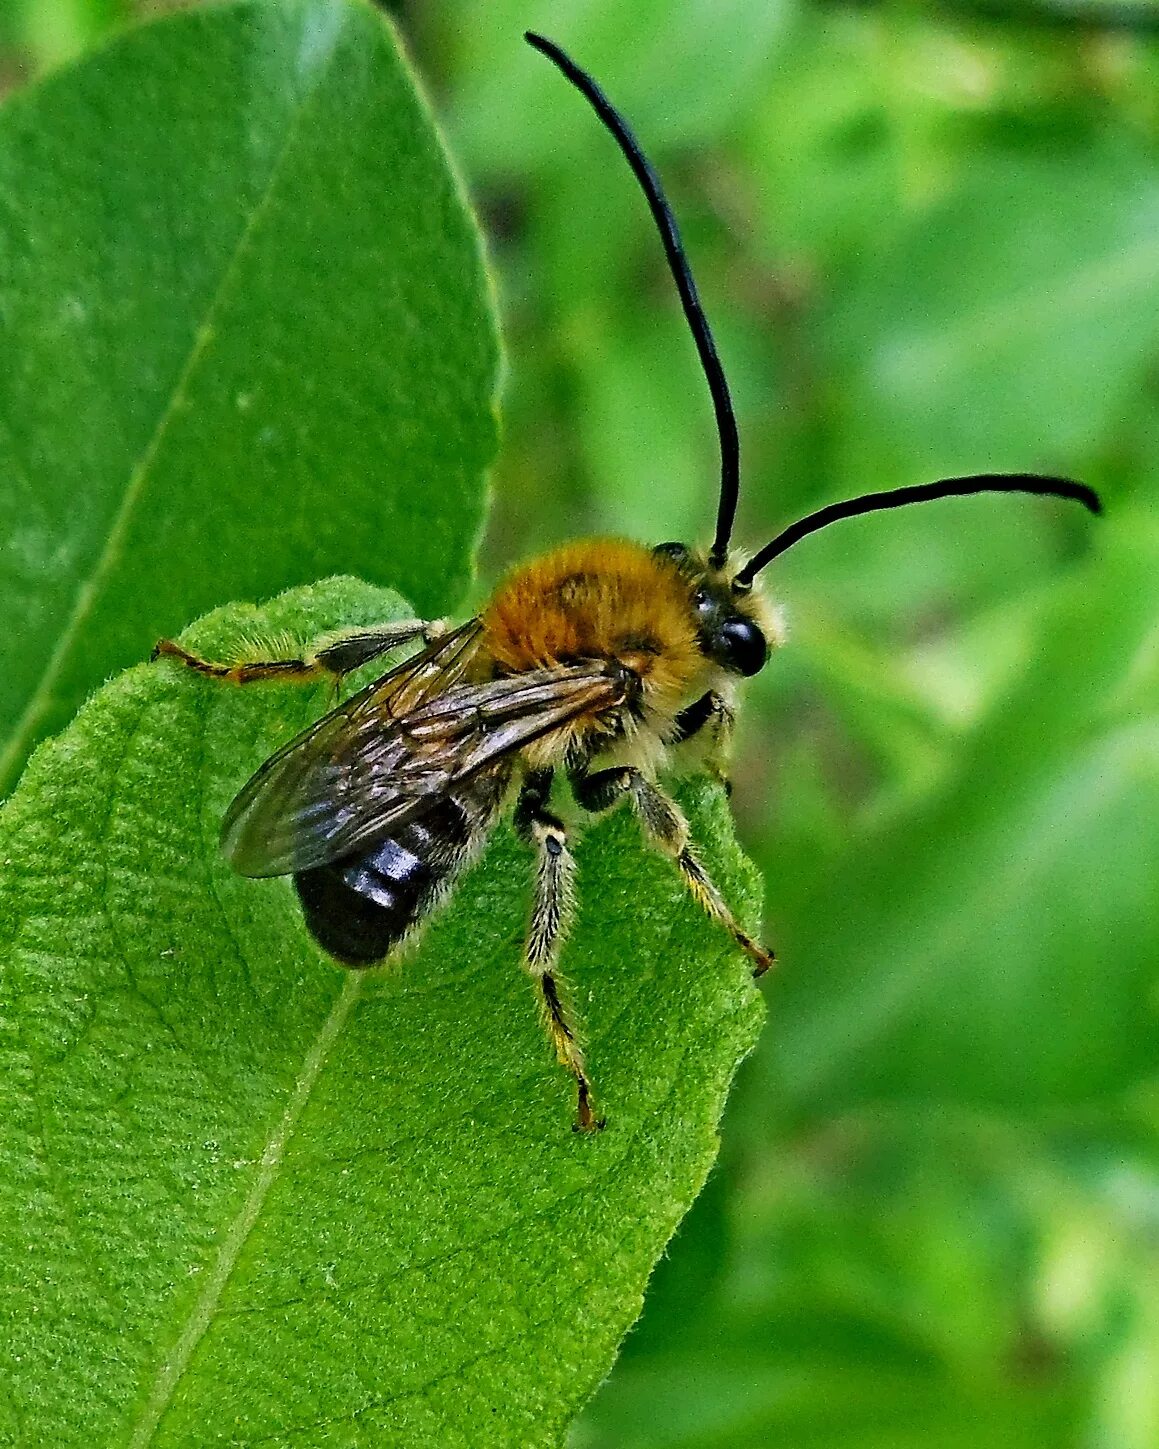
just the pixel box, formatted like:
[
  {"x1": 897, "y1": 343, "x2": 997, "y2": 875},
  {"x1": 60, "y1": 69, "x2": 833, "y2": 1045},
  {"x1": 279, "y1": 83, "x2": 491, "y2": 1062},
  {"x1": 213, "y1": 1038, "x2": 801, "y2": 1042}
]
[{"x1": 653, "y1": 542, "x2": 777, "y2": 678}]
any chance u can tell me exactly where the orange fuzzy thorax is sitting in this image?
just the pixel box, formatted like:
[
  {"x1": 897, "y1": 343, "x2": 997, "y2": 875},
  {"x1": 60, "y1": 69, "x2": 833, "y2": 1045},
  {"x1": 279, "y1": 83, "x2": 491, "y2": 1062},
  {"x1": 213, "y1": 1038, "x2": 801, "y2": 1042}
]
[{"x1": 482, "y1": 538, "x2": 707, "y2": 716}]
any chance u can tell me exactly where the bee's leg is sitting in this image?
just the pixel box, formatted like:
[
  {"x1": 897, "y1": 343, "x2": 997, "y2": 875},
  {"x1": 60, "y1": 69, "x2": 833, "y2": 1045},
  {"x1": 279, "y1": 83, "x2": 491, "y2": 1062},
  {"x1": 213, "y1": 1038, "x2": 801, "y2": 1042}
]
[
  {"x1": 151, "y1": 618, "x2": 444, "y2": 686},
  {"x1": 570, "y1": 765, "x2": 773, "y2": 978},
  {"x1": 513, "y1": 771, "x2": 602, "y2": 1133},
  {"x1": 671, "y1": 691, "x2": 720, "y2": 742},
  {"x1": 671, "y1": 690, "x2": 735, "y2": 793}
]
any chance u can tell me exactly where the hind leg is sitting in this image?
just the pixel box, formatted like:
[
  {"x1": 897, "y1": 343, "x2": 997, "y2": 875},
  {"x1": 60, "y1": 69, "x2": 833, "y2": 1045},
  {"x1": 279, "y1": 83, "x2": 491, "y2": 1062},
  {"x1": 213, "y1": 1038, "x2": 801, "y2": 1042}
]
[
  {"x1": 152, "y1": 618, "x2": 444, "y2": 685},
  {"x1": 514, "y1": 771, "x2": 601, "y2": 1132}
]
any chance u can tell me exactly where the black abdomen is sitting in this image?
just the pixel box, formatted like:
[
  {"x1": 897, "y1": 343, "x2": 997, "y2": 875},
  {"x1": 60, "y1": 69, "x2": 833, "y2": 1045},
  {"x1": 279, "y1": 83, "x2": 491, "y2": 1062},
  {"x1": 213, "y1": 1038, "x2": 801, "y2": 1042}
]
[{"x1": 293, "y1": 778, "x2": 507, "y2": 966}]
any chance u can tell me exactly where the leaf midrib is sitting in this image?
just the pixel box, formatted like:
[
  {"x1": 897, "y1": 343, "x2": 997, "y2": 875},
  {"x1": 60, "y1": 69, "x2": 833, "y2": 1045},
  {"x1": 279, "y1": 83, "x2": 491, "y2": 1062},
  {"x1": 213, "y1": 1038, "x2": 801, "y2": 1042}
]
[
  {"x1": 127, "y1": 971, "x2": 365, "y2": 1447},
  {"x1": 0, "y1": 22, "x2": 340, "y2": 798}
]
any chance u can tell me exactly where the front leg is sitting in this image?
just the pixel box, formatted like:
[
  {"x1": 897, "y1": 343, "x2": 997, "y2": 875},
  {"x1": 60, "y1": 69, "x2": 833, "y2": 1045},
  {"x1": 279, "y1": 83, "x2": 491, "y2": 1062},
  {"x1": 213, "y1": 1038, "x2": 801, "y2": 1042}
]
[
  {"x1": 671, "y1": 690, "x2": 735, "y2": 792},
  {"x1": 151, "y1": 618, "x2": 444, "y2": 686},
  {"x1": 570, "y1": 763, "x2": 774, "y2": 978}
]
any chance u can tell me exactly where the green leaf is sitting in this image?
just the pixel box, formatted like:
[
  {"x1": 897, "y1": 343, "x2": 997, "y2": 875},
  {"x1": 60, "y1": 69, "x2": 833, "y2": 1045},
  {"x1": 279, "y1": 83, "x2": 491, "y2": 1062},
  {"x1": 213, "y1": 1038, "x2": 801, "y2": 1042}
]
[
  {"x1": 442, "y1": 0, "x2": 793, "y2": 176},
  {"x1": 0, "y1": 0, "x2": 499, "y2": 796},
  {"x1": 764, "y1": 509, "x2": 1159, "y2": 1115},
  {"x1": 574, "y1": 1092, "x2": 1159, "y2": 1449},
  {"x1": 0, "y1": 578, "x2": 765, "y2": 1446},
  {"x1": 826, "y1": 141, "x2": 1159, "y2": 481},
  {"x1": 574, "y1": 1346, "x2": 1075, "y2": 1449}
]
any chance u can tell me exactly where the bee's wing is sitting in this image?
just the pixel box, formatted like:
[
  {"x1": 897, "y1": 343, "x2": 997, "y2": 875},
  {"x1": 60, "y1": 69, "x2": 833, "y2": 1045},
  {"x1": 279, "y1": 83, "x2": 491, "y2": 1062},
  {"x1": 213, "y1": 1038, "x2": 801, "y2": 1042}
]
[
  {"x1": 221, "y1": 619, "x2": 486, "y2": 876},
  {"x1": 222, "y1": 629, "x2": 629, "y2": 877}
]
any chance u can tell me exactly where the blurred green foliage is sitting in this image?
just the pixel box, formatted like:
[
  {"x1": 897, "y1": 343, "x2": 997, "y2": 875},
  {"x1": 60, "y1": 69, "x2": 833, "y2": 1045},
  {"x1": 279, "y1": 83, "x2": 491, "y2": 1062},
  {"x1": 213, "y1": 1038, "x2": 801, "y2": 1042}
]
[{"x1": 2, "y1": 0, "x2": 1157, "y2": 1445}]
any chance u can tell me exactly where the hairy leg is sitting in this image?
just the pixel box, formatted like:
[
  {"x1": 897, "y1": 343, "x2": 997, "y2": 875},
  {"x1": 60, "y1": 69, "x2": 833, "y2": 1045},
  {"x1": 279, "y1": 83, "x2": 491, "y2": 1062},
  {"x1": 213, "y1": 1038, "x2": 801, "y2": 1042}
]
[
  {"x1": 151, "y1": 618, "x2": 443, "y2": 685},
  {"x1": 671, "y1": 690, "x2": 736, "y2": 793},
  {"x1": 570, "y1": 763, "x2": 773, "y2": 977},
  {"x1": 513, "y1": 770, "x2": 602, "y2": 1131}
]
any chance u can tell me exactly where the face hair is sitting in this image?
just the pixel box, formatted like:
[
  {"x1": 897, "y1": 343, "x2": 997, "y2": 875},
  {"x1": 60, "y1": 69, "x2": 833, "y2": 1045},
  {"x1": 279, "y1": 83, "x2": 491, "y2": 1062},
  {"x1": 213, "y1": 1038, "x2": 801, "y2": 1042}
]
[
  {"x1": 525, "y1": 31, "x2": 741, "y2": 569},
  {"x1": 732, "y1": 473, "x2": 1102, "y2": 589},
  {"x1": 526, "y1": 34, "x2": 1102, "y2": 593}
]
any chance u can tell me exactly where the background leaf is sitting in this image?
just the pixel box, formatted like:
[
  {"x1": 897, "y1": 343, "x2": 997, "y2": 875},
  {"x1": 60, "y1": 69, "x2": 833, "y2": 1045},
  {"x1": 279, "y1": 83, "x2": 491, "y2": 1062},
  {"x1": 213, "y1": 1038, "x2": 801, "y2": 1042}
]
[
  {"x1": 443, "y1": 0, "x2": 793, "y2": 174},
  {"x1": 0, "y1": 579, "x2": 765, "y2": 1446},
  {"x1": 767, "y1": 508, "x2": 1159, "y2": 1114},
  {"x1": 0, "y1": 0, "x2": 499, "y2": 795},
  {"x1": 826, "y1": 141, "x2": 1159, "y2": 483}
]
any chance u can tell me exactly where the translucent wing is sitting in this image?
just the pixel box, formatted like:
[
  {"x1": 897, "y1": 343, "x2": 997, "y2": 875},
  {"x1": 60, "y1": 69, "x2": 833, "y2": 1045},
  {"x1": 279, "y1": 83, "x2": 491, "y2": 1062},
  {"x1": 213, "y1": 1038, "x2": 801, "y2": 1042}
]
[
  {"x1": 221, "y1": 621, "x2": 628, "y2": 877},
  {"x1": 222, "y1": 620, "x2": 483, "y2": 875}
]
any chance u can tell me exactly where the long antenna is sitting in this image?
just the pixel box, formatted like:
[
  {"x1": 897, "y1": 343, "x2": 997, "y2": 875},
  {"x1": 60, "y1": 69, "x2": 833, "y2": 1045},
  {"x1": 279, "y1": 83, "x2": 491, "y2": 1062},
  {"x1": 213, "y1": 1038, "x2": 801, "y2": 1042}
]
[
  {"x1": 526, "y1": 32, "x2": 741, "y2": 567},
  {"x1": 733, "y1": 473, "x2": 1102, "y2": 588}
]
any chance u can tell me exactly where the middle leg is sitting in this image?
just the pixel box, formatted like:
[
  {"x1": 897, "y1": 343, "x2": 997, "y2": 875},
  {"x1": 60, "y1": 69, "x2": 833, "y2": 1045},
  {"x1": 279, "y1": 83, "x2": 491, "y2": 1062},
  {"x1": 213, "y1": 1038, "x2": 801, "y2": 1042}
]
[
  {"x1": 570, "y1": 763, "x2": 774, "y2": 977},
  {"x1": 513, "y1": 770, "x2": 602, "y2": 1132}
]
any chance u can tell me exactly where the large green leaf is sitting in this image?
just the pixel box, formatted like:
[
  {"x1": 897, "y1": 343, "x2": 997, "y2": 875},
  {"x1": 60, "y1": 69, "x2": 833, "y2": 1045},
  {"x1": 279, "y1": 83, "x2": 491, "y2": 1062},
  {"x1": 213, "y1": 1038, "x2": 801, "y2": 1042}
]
[
  {"x1": 0, "y1": 0, "x2": 498, "y2": 795},
  {"x1": 826, "y1": 142, "x2": 1159, "y2": 482},
  {"x1": 0, "y1": 578, "x2": 765, "y2": 1446},
  {"x1": 763, "y1": 509, "x2": 1159, "y2": 1115}
]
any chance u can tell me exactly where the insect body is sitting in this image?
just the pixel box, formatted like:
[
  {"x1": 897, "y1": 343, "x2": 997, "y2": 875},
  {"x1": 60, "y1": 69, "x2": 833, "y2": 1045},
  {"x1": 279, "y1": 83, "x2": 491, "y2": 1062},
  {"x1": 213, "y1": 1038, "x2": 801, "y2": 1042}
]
[
  {"x1": 153, "y1": 34, "x2": 1100, "y2": 1132},
  {"x1": 158, "y1": 536, "x2": 776, "y2": 1131}
]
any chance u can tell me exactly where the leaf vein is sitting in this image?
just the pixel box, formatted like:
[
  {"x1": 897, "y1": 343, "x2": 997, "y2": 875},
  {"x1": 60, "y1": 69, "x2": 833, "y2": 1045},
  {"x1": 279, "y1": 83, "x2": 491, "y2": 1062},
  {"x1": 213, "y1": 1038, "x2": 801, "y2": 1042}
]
[
  {"x1": 126, "y1": 971, "x2": 364, "y2": 1447},
  {"x1": 239, "y1": 1042, "x2": 707, "y2": 1446}
]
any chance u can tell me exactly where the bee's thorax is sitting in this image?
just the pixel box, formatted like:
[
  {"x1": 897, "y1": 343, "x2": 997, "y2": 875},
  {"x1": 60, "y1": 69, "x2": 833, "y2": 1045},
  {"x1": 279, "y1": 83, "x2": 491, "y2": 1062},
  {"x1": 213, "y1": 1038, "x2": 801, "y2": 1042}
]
[{"x1": 482, "y1": 538, "x2": 708, "y2": 717}]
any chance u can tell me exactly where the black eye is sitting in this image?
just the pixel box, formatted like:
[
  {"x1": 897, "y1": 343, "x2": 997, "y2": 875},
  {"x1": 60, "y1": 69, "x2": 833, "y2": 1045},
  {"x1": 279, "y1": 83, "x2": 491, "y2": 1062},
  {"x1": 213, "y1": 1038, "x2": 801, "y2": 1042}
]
[
  {"x1": 652, "y1": 541, "x2": 689, "y2": 563},
  {"x1": 718, "y1": 617, "x2": 767, "y2": 677}
]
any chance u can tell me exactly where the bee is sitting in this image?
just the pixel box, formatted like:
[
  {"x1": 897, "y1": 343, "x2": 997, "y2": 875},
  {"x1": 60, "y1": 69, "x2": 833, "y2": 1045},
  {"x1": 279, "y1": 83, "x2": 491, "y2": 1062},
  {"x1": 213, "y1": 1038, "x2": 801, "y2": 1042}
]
[{"x1": 153, "y1": 32, "x2": 1101, "y2": 1132}]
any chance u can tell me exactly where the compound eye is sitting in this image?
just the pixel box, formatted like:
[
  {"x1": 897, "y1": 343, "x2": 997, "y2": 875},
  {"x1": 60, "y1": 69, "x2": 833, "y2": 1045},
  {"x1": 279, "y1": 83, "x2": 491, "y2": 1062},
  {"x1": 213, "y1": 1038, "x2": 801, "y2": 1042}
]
[
  {"x1": 719, "y1": 616, "x2": 767, "y2": 677},
  {"x1": 653, "y1": 541, "x2": 690, "y2": 563}
]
